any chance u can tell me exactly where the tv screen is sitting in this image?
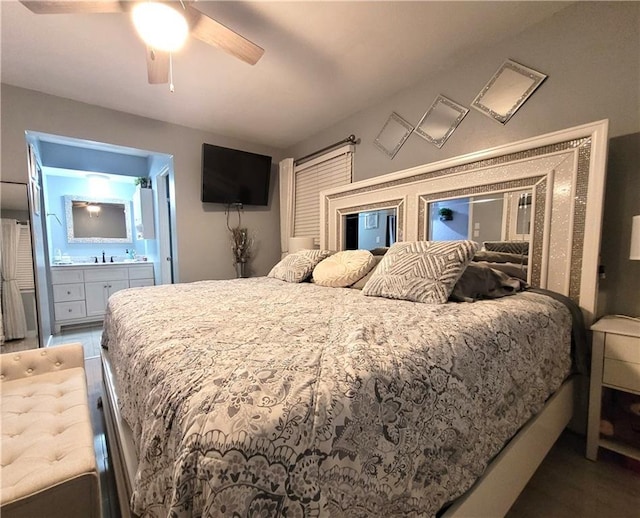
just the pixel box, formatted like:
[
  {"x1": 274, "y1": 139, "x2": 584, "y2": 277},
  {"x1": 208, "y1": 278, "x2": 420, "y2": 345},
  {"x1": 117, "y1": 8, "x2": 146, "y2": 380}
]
[{"x1": 201, "y1": 143, "x2": 272, "y2": 206}]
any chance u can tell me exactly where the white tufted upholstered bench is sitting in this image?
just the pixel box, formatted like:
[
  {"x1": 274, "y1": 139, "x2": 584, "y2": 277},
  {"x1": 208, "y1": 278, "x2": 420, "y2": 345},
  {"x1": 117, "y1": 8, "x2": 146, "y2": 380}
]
[{"x1": 0, "y1": 343, "x2": 100, "y2": 518}]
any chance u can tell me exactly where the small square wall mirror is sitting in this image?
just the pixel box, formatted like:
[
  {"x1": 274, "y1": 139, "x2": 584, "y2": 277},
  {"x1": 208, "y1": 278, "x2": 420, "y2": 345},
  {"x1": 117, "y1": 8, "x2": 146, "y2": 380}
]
[
  {"x1": 415, "y1": 95, "x2": 469, "y2": 148},
  {"x1": 472, "y1": 59, "x2": 547, "y2": 124},
  {"x1": 374, "y1": 112, "x2": 414, "y2": 159}
]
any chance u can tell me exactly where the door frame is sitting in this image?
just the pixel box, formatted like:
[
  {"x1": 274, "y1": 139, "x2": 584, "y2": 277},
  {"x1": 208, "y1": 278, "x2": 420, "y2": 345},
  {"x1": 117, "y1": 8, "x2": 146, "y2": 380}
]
[{"x1": 150, "y1": 164, "x2": 178, "y2": 284}]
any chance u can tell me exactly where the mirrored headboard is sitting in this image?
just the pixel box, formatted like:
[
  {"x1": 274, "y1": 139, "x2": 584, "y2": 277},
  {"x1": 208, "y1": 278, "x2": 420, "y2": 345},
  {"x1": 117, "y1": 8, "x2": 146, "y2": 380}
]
[{"x1": 321, "y1": 120, "x2": 609, "y2": 323}]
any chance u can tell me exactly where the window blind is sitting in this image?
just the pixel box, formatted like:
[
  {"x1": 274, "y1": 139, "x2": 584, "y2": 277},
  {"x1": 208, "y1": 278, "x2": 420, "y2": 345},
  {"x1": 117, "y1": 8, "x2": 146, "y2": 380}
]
[
  {"x1": 17, "y1": 224, "x2": 35, "y2": 291},
  {"x1": 293, "y1": 149, "x2": 352, "y2": 245}
]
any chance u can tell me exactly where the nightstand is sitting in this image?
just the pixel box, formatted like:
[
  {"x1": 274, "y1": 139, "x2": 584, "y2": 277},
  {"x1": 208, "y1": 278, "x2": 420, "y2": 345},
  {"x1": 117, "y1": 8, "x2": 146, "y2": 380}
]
[{"x1": 586, "y1": 315, "x2": 640, "y2": 461}]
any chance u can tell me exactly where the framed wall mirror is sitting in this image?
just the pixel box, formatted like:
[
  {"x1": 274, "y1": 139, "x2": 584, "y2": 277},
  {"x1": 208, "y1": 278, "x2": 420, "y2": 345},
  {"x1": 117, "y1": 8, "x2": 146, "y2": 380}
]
[
  {"x1": 65, "y1": 195, "x2": 132, "y2": 243},
  {"x1": 415, "y1": 95, "x2": 469, "y2": 148},
  {"x1": 373, "y1": 112, "x2": 414, "y2": 158},
  {"x1": 0, "y1": 181, "x2": 39, "y2": 348},
  {"x1": 472, "y1": 59, "x2": 547, "y2": 124}
]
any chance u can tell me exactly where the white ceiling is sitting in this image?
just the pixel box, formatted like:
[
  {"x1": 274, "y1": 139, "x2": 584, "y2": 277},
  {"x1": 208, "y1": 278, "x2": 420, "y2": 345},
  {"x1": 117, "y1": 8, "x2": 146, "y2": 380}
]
[{"x1": 1, "y1": 1, "x2": 571, "y2": 150}]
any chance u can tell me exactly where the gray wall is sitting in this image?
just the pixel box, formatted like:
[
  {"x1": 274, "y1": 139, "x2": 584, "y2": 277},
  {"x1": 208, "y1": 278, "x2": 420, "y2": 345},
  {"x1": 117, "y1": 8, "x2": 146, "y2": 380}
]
[
  {"x1": 286, "y1": 1, "x2": 640, "y2": 316},
  {"x1": 598, "y1": 133, "x2": 640, "y2": 317},
  {"x1": 1, "y1": 84, "x2": 284, "y2": 282}
]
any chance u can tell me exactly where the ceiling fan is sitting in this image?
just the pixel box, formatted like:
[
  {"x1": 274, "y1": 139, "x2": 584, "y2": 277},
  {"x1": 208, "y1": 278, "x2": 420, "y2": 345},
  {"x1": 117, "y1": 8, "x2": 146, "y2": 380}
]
[{"x1": 20, "y1": 1, "x2": 264, "y2": 87}]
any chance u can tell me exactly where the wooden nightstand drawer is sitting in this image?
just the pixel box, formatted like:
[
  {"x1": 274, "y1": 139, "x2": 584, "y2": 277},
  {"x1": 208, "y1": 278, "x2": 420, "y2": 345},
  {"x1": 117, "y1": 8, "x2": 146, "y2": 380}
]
[
  {"x1": 603, "y1": 358, "x2": 640, "y2": 393},
  {"x1": 588, "y1": 315, "x2": 640, "y2": 461},
  {"x1": 605, "y1": 334, "x2": 640, "y2": 364}
]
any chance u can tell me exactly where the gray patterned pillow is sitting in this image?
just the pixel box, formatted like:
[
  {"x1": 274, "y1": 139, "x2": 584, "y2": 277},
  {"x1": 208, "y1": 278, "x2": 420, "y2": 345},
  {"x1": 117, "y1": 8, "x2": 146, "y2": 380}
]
[
  {"x1": 362, "y1": 240, "x2": 479, "y2": 303},
  {"x1": 268, "y1": 249, "x2": 333, "y2": 283}
]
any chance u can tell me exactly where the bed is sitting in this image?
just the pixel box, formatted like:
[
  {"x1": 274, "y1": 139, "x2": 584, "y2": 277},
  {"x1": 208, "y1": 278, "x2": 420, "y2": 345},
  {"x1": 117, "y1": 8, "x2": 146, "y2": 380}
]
[{"x1": 101, "y1": 120, "x2": 608, "y2": 517}]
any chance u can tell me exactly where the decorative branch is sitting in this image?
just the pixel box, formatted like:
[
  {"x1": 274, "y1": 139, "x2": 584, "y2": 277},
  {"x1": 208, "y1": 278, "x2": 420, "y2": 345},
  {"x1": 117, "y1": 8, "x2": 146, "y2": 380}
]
[{"x1": 230, "y1": 227, "x2": 252, "y2": 264}]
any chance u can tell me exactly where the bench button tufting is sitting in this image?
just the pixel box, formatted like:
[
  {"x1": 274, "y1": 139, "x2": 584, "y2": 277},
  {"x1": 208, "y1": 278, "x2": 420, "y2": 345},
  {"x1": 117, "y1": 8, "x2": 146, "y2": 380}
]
[
  {"x1": 26, "y1": 368, "x2": 33, "y2": 374},
  {"x1": 55, "y1": 362, "x2": 61, "y2": 367}
]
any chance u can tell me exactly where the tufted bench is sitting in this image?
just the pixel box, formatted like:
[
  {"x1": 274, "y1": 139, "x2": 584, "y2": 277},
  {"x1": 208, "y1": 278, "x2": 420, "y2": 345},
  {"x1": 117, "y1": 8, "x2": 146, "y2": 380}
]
[{"x1": 0, "y1": 344, "x2": 100, "y2": 518}]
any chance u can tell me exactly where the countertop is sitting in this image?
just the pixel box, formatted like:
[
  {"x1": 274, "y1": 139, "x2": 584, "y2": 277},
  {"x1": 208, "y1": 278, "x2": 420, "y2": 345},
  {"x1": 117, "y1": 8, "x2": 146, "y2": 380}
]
[{"x1": 51, "y1": 261, "x2": 151, "y2": 267}]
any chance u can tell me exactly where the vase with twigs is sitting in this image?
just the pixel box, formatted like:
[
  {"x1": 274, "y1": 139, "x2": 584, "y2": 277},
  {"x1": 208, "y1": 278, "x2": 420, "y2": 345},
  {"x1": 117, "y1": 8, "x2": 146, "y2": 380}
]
[{"x1": 230, "y1": 227, "x2": 252, "y2": 278}]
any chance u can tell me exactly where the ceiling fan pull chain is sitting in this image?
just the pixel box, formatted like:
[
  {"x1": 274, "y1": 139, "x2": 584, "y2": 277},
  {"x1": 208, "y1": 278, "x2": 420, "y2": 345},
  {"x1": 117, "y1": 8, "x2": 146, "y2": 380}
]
[{"x1": 169, "y1": 52, "x2": 175, "y2": 93}]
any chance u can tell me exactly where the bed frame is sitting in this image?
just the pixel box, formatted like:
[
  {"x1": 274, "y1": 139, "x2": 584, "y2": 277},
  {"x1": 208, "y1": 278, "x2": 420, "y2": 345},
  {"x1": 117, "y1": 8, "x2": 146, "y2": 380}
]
[{"x1": 101, "y1": 120, "x2": 608, "y2": 517}]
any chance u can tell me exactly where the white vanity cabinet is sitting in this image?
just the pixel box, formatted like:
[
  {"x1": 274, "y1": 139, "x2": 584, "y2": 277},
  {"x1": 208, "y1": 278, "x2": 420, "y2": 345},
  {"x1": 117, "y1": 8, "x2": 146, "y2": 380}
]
[
  {"x1": 51, "y1": 263, "x2": 154, "y2": 332},
  {"x1": 84, "y1": 267, "x2": 130, "y2": 317}
]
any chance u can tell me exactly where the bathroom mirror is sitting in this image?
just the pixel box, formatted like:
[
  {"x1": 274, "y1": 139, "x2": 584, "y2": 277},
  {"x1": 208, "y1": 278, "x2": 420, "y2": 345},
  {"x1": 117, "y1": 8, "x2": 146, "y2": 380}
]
[
  {"x1": 415, "y1": 95, "x2": 469, "y2": 148},
  {"x1": 472, "y1": 59, "x2": 547, "y2": 124},
  {"x1": 1, "y1": 181, "x2": 39, "y2": 348},
  {"x1": 65, "y1": 195, "x2": 132, "y2": 243},
  {"x1": 344, "y1": 208, "x2": 397, "y2": 250}
]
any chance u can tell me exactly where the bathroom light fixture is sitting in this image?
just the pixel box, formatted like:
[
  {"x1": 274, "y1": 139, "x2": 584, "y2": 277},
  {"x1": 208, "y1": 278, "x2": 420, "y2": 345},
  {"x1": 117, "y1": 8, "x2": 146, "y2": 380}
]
[
  {"x1": 132, "y1": 2, "x2": 189, "y2": 53},
  {"x1": 630, "y1": 215, "x2": 640, "y2": 260},
  {"x1": 87, "y1": 204, "x2": 101, "y2": 217}
]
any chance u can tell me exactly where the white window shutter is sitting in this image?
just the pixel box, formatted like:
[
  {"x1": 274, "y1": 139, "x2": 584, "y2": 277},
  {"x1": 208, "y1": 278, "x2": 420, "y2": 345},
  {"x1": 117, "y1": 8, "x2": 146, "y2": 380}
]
[
  {"x1": 16, "y1": 224, "x2": 35, "y2": 291},
  {"x1": 293, "y1": 147, "x2": 352, "y2": 246}
]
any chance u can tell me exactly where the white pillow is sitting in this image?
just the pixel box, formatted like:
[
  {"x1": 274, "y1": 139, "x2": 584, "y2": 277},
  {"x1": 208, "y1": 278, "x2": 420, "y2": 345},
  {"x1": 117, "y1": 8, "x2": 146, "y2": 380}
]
[
  {"x1": 312, "y1": 250, "x2": 375, "y2": 287},
  {"x1": 362, "y1": 240, "x2": 478, "y2": 303}
]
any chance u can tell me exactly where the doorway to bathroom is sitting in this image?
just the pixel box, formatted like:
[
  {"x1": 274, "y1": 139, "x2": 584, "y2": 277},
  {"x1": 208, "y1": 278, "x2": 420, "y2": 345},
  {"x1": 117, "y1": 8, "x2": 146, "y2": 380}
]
[{"x1": 24, "y1": 131, "x2": 178, "y2": 348}]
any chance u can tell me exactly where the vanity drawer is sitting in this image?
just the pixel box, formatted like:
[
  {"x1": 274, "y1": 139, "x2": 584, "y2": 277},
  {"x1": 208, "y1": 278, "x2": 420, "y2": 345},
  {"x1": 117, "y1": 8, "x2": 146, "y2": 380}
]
[
  {"x1": 51, "y1": 269, "x2": 84, "y2": 284},
  {"x1": 84, "y1": 268, "x2": 128, "y2": 282},
  {"x1": 53, "y1": 283, "x2": 85, "y2": 303},
  {"x1": 129, "y1": 278, "x2": 154, "y2": 288},
  {"x1": 605, "y1": 334, "x2": 640, "y2": 364},
  {"x1": 128, "y1": 265, "x2": 154, "y2": 280},
  {"x1": 54, "y1": 301, "x2": 87, "y2": 321}
]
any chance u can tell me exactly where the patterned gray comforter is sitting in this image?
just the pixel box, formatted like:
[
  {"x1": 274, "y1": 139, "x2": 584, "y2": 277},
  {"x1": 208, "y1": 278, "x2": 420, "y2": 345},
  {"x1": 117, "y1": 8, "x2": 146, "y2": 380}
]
[{"x1": 103, "y1": 277, "x2": 572, "y2": 517}]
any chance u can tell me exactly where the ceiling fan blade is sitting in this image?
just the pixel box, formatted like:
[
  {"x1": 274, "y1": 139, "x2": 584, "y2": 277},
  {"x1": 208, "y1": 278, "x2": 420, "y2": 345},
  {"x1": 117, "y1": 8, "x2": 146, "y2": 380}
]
[
  {"x1": 146, "y1": 47, "x2": 169, "y2": 84},
  {"x1": 20, "y1": 1, "x2": 124, "y2": 14},
  {"x1": 185, "y1": 5, "x2": 264, "y2": 65}
]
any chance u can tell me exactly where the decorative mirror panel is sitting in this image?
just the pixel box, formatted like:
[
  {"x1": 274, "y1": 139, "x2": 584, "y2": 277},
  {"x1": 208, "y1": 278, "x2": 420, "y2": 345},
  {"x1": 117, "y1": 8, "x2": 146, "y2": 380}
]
[
  {"x1": 415, "y1": 95, "x2": 469, "y2": 148},
  {"x1": 373, "y1": 112, "x2": 414, "y2": 158},
  {"x1": 343, "y1": 208, "x2": 397, "y2": 250},
  {"x1": 472, "y1": 59, "x2": 547, "y2": 124}
]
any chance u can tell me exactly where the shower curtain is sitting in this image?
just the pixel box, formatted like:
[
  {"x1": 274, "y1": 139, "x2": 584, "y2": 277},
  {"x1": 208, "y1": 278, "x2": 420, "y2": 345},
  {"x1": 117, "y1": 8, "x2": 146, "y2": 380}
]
[{"x1": 1, "y1": 219, "x2": 27, "y2": 342}]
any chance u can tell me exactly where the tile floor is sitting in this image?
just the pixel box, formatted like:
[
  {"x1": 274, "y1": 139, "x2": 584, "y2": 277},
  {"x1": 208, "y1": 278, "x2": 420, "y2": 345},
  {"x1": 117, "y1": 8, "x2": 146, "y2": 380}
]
[{"x1": 48, "y1": 324, "x2": 104, "y2": 358}]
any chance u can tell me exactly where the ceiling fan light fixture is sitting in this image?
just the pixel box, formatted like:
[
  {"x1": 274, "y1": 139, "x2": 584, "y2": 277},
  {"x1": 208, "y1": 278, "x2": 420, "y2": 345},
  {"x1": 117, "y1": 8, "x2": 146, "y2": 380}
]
[{"x1": 132, "y1": 2, "x2": 189, "y2": 52}]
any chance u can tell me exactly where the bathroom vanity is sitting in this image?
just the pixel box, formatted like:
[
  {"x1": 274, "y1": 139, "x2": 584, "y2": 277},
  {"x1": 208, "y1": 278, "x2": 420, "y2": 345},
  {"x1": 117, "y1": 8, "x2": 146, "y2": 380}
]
[{"x1": 51, "y1": 262, "x2": 154, "y2": 332}]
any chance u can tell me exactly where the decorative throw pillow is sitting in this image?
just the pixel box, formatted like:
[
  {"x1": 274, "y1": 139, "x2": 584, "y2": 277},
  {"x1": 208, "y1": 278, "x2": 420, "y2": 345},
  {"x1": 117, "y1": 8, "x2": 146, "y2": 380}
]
[
  {"x1": 268, "y1": 249, "x2": 333, "y2": 283},
  {"x1": 362, "y1": 240, "x2": 478, "y2": 303},
  {"x1": 449, "y1": 263, "x2": 525, "y2": 303},
  {"x1": 350, "y1": 255, "x2": 384, "y2": 289},
  {"x1": 483, "y1": 240, "x2": 529, "y2": 255},
  {"x1": 313, "y1": 250, "x2": 376, "y2": 287},
  {"x1": 474, "y1": 260, "x2": 528, "y2": 281}
]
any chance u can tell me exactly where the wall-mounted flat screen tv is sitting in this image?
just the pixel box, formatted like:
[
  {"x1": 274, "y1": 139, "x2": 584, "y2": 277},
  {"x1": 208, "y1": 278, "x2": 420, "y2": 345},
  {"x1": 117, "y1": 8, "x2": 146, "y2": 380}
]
[{"x1": 201, "y1": 143, "x2": 272, "y2": 206}]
